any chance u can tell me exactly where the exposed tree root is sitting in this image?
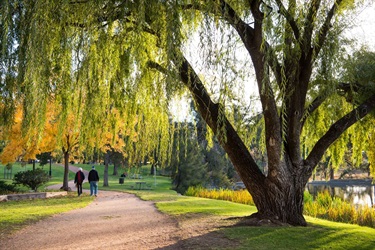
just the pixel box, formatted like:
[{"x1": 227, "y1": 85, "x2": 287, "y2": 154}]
[{"x1": 227, "y1": 213, "x2": 292, "y2": 227}]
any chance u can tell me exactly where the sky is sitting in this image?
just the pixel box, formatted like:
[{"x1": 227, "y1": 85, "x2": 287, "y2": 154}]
[{"x1": 344, "y1": 2, "x2": 375, "y2": 50}]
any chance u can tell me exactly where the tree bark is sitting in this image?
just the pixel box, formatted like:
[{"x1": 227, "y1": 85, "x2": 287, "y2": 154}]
[
  {"x1": 252, "y1": 175, "x2": 307, "y2": 226},
  {"x1": 62, "y1": 149, "x2": 70, "y2": 191},
  {"x1": 330, "y1": 166, "x2": 335, "y2": 180},
  {"x1": 103, "y1": 151, "x2": 109, "y2": 187},
  {"x1": 112, "y1": 162, "x2": 118, "y2": 176}
]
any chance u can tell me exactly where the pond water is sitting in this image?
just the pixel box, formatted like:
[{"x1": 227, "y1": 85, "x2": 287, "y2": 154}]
[{"x1": 306, "y1": 179, "x2": 375, "y2": 208}]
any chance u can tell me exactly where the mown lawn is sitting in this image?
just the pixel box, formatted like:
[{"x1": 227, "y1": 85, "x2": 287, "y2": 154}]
[
  {"x1": 151, "y1": 194, "x2": 375, "y2": 249},
  {"x1": 0, "y1": 193, "x2": 93, "y2": 237},
  {"x1": 220, "y1": 217, "x2": 375, "y2": 249}
]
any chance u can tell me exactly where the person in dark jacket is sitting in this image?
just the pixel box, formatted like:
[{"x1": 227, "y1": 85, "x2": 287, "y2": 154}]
[
  {"x1": 88, "y1": 166, "x2": 100, "y2": 196},
  {"x1": 74, "y1": 168, "x2": 85, "y2": 196}
]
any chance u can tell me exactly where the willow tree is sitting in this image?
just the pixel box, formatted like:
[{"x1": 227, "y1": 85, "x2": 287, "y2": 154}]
[
  {"x1": 1, "y1": 1, "x2": 375, "y2": 226},
  {"x1": 0, "y1": 0, "x2": 172, "y2": 187}
]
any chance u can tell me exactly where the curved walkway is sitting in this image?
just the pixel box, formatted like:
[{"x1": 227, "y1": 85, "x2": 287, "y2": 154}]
[
  {"x1": 1, "y1": 165, "x2": 181, "y2": 250},
  {"x1": 1, "y1": 191, "x2": 182, "y2": 249}
]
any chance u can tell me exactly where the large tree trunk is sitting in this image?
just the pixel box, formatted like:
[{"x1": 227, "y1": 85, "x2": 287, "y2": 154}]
[
  {"x1": 222, "y1": 123, "x2": 307, "y2": 226},
  {"x1": 255, "y1": 186, "x2": 306, "y2": 226},
  {"x1": 247, "y1": 169, "x2": 307, "y2": 226},
  {"x1": 178, "y1": 55, "x2": 308, "y2": 226}
]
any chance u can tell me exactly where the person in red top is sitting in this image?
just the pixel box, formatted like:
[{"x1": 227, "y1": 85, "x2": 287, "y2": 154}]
[{"x1": 74, "y1": 168, "x2": 85, "y2": 196}]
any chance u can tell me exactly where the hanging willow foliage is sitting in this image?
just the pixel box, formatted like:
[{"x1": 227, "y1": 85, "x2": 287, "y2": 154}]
[
  {"x1": 0, "y1": 0, "x2": 182, "y2": 165},
  {"x1": 0, "y1": 1, "x2": 371, "y2": 162}
]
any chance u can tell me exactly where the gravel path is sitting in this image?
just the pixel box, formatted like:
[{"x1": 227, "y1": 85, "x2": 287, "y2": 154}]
[
  {"x1": 1, "y1": 165, "x2": 236, "y2": 250},
  {"x1": 1, "y1": 191, "x2": 182, "y2": 250}
]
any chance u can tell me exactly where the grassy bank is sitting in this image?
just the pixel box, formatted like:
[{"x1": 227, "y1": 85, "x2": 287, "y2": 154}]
[
  {"x1": 222, "y1": 217, "x2": 375, "y2": 249},
  {"x1": 143, "y1": 192, "x2": 375, "y2": 249},
  {"x1": 0, "y1": 193, "x2": 93, "y2": 238}
]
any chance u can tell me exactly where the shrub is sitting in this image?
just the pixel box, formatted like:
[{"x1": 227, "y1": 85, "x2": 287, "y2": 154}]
[
  {"x1": 186, "y1": 186, "x2": 254, "y2": 206},
  {"x1": 304, "y1": 200, "x2": 328, "y2": 218},
  {"x1": 304, "y1": 190, "x2": 375, "y2": 228},
  {"x1": 0, "y1": 180, "x2": 18, "y2": 195},
  {"x1": 356, "y1": 206, "x2": 375, "y2": 228},
  {"x1": 13, "y1": 168, "x2": 50, "y2": 192},
  {"x1": 315, "y1": 190, "x2": 333, "y2": 209},
  {"x1": 303, "y1": 190, "x2": 313, "y2": 204},
  {"x1": 327, "y1": 199, "x2": 356, "y2": 223}
]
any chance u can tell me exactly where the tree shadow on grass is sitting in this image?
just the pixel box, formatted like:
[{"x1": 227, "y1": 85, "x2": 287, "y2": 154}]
[{"x1": 160, "y1": 230, "x2": 240, "y2": 250}]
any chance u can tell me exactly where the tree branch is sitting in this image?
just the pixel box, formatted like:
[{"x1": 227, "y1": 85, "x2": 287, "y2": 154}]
[
  {"x1": 182, "y1": 1, "x2": 283, "y2": 86},
  {"x1": 312, "y1": 0, "x2": 344, "y2": 60},
  {"x1": 274, "y1": 0, "x2": 300, "y2": 41},
  {"x1": 302, "y1": 81, "x2": 366, "y2": 126},
  {"x1": 222, "y1": 0, "x2": 283, "y2": 86},
  {"x1": 175, "y1": 52, "x2": 266, "y2": 186},
  {"x1": 146, "y1": 61, "x2": 169, "y2": 75},
  {"x1": 301, "y1": 0, "x2": 321, "y2": 53},
  {"x1": 306, "y1": 93, "x2": 375, "y2": 170}
]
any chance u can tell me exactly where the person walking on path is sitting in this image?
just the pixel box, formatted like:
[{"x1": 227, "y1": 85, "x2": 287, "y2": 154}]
[
  {"x1": 88, "y1": 166, "x2": 100, "y2": 196},
  {"x1": 74, "y1": 168, "x2": 85, "y2": 196}
]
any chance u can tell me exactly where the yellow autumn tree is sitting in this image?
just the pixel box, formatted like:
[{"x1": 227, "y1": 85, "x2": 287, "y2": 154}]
[
  {"x1": 0, "y1": 105, "x2": 57, "y2": 165},
  {"x1": 0, "y1": 101, "x2": 83, "y2": 190}
]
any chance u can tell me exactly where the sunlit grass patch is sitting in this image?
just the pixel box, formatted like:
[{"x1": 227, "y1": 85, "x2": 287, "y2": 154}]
[
  {"x1": 0, "y1": 193, "x2": 94, "y2": 236},
  {"x1": 222, "y1": 216, "x2": 375, "y2": 250},
  {"x1": 156, "y1": 196, "x2": 256, "y2": 217}
]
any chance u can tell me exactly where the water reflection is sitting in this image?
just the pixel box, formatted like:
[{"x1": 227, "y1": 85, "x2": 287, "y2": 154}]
[{"x1": 306, "y1": 179, "x2": 375, "y2": 208}]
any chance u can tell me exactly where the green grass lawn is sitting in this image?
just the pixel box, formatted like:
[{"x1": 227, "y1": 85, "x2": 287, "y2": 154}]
[
  {"x1": 0, "y1": 193, "x2": 94, "y2": 237},
  {"x1": 1, "y1": 163, "x2": 375, "y2": 249},
  {"x1": 146, "y1": 190, "x2": 375, "y2": 249},
  {"x1": 221, "y1": 217, "x2": 375, "y2": 249}
]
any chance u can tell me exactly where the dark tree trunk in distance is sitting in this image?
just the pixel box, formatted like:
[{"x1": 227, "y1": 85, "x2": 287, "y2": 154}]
[
  {"x1": 103, "y1": 151, "x2": 110, "y2": 187},
  {"x1": 61, "y1": 149, "x2": 70, "y2": 191},
  {"x1": 113, "y1": 162, "x2": 119, "y2": 176}
]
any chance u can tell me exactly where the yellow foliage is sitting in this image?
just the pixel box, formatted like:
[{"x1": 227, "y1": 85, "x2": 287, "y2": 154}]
[
  {"x1": 0, "y1": 107, "x2": 32, "y2": 163},
  {"x1": 185, "y1": 186, "x2": 255, "y2": 206},
  {"x1": 0, "y1": 102, "x2": 73, "y2": 163}
]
